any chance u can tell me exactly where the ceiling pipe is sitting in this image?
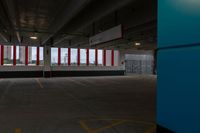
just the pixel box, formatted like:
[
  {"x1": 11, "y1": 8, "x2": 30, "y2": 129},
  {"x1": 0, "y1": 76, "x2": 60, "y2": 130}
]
[
  {"x1": 53, "y1": 0, "x2": 135, "y2": 46},
  {"x1": 42, "y1": 0, "x2": 94, "y2": 45}
]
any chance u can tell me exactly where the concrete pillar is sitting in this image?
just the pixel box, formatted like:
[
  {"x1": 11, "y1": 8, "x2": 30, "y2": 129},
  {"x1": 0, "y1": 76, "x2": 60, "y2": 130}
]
[
  {"x1": 43, "y1": 45, "x2": 51, "y2": 77},
  {"x1": 157, "y1": 0, "x2": 200, "y2": 132}
]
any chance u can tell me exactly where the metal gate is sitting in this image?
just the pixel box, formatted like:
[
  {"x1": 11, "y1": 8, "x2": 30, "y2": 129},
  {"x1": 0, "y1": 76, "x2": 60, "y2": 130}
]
[{"x1": 125, "y1": 54, "x2": 153, "y2": 74}]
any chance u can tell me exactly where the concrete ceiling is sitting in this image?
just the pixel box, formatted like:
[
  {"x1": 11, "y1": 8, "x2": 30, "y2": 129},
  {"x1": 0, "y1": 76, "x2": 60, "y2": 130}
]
[{"x1": 0, "y1": 0, "x2": 157, "y2": 50}]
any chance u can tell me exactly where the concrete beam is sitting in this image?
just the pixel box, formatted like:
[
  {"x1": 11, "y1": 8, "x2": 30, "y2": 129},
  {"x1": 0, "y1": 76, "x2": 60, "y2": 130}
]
[{"x1": 42, "y1": 0, "x2": 94, "y2": 45}]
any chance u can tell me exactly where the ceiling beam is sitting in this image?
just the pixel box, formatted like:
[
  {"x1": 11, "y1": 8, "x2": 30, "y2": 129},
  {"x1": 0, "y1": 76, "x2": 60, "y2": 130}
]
[
  {"x1": 2, "y1": 0, "x2": 21, "y2": 44},
  {"x1": 0, "y1": 32, "x2": 8, "y2": 42},
  {"x1": 52, "y1": 0, "x2": 134, "y2": 47},
  {"x1": 42, "y1": 0, "x2": 94, "y2": 45}
]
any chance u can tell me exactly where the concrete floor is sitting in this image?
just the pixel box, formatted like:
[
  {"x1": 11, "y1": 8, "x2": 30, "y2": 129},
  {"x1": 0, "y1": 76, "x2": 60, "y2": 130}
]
[{"x1": 0, "y1": 75, "x2": 156, "y2": 133}]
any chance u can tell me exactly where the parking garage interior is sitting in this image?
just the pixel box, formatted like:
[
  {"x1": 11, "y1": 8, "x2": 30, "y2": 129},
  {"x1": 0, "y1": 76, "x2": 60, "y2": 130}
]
[{"x1": 1, "y1": 0, "x2": 199, "y2": 133}]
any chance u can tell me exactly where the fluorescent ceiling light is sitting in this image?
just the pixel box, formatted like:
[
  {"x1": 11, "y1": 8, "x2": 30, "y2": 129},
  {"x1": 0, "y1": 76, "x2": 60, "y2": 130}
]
[
  {"x1": 30, "y1": 36, "x2": 38, "y2": 40},
  {"x1": 135, "y1": 42, "x2": 141, "y2": 46}
]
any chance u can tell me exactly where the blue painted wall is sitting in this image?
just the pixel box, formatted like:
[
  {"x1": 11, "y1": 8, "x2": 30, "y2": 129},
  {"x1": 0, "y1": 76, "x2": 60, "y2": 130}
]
[{"x1": 157, "y1": 0, "x2": 200, "y2": 132}]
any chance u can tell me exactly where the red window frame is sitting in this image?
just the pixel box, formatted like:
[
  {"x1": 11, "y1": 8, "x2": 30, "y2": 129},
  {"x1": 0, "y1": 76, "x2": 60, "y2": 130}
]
[
  {"x1": 25, "y1": 46, "x2": 28, "y2": 66},
  {"x1": 95, "y1": 48, "x2": 98, "y2": 66},
  {"x1": 77, "y1": 48, "x2": 80, "y2": 66},
  {"x1": 68, "y1": 48, "x2": 71, "y2": 66},
  {"x1": 0, "y1": 45, "x2": 4, "y2": 65},
  {"x1": 86, "y1": 48, "x2": 89, "y2": 66},
  {"x1": 103, "y1": 49, "x2": 106, "y2": 66},
  {"x1": 111, "y1": 49, "x2": 114, "y2": 66},
  {"x1": 36, "y1": 47, "x2": 40, "y2": 65},
  {"x1": 58, "y1": 48, "x2": 61, "y2": 66},
  {"x1": 13, "y1": 45, "x2": 16, "y2": 66}
]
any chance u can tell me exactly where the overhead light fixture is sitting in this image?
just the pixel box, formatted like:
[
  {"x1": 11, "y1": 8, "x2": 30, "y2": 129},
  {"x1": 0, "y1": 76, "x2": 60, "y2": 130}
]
[
  {"x1": 135, "y1": 42, "x2": 141, "y2": 46},
  {"x1": 30, "y1": 36, "x2": 38, "y2": 40}
]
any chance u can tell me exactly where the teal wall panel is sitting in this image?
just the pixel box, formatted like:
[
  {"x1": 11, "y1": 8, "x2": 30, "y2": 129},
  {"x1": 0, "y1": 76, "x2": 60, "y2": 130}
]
[
  {"x1": 158, "y1": 0, "x2": 200, "y2": 48},
  {"x1": 157, "y1": 46, "x2": 200, "y2": 132}
]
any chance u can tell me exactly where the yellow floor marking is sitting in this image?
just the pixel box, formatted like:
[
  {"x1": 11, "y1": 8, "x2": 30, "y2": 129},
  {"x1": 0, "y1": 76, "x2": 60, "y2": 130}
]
[
  {"x1": 79, "y1": 120, "x2": 94, "y2": 133},
  {"x1": 93, "y1": 120, "x2": 127, "y2": 133},
  {"x1": 145, "y1": 124, "x2": 156, "y2": 133},
  {"x1": 36, "y1": 79, "x2": 43, "y2": 88},
  {"x1": 80, "y1": 119, "x2": 156, "y2": 133},
  {"x1": 15, "y1": 128, "x2": 21, "y2": 133}
]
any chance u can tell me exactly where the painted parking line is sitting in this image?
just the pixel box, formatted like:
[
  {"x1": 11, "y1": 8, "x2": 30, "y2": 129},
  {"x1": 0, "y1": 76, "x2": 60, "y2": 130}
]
[
  {"x1": 66, "y1": 78, "x2": 89, "y2": 87},
  {"x1": 15, "y1": 128, "x2": 21, "y2": 133},
  {"x1": 79, "y1": 120, "x2": 94, "y2": 133},
  {"x1": 80, "y1": 120, "x2": 126, "y2": 133},
  {"x1": 36, "y1": 78, "x2": 44, "y2": 88},
  {"x1": 145, "y1": 124, "x2": 156, "y2": 133},
  {"x1": 79, "y1": 119, "x2": 156, "y2": 133}
]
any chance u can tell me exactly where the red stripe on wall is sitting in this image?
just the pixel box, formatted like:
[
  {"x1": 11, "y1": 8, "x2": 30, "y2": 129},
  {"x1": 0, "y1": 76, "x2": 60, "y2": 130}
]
[
  {"x1": 36, "y1": 47, "x2": 40, "y2": 65},
  {"x1": 86, "y1": 48, "x2": 89, "y2": 66},
  {"x1": 0, "y1": 45, "x2": 3, "y2": 65},
  {"x1": 111, "y1": 49, "x2": 114, "y2": 66},
  {"x1": 77, "y1": 48, "x2": 80, "y2": 66},
  {"x1": 58, "y1": 48, "x2": 61, "y2": 66},
  {"x1": 95, "y1": 48, "x2": 98, "y2": 66},
  {"x1": 68, "y1": 48, "x2": 71, "y2": 66},
  {"x1": 13, "y1": 45, "x2": 16, "y2": 66},
  {"x1": 103, "y1": 49, "x2": 106, "y2": 66},
  {"x1": 25, "y1": 46, "x2": 28, "y2": 65}
]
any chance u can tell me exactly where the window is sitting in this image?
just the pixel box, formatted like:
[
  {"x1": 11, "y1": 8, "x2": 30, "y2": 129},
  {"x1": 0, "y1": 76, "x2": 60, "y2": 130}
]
[
  {"x1": 71, "y1": 48, "x2": 77, "y2": 66},
  {"x1": 39, "y1": 47, "x2": 44, "y2": 65},
  {"x1": 4, "y1": 45, "x2": 13, "y2": 65},
  {"x1": 106, "y1": 50, "x2": 111, "y2": 66},
  {"x1": 80, "y1": 49, "x2": 86, "y2": 65},
  {"x1": 61, "y1": 48, "x2": 68, "y2": 66},
  {"x1": 16, "y1": 46, "x2": 25, "y2": 65},
  {"x1": 51, "y1": 48, "x2": 58, "y2": 66},
  {"x1": 89, "y1": 49, "x2": 95, "y2": 65},
  {"x1": 114, "y1": 50, "x2": 119, "y2": 66},
  {"x1": 98, "y1": 49, "x2": 103, "y2": 66},
  {"x1": 29, "y1": 47, "x2": 36, "y2": 65}
]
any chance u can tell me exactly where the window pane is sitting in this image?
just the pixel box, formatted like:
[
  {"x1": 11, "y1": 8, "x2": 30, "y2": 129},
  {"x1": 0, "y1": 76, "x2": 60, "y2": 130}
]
[
  {"x1": 29, "y1": 47, "x2": 36, "y2": 65},
  {"x1": 114, "y1": 50, "x2": 119, "y2": 66},
  {"x1": 71, "y1": 48, "x2": 77, "y2": 66},
  {"x1": 4, "y1": 45, "x2": 13, "y2": 65},
  {"x1": 80, "y1": 49, "x2": 86, "y2": 65},
  {"x1": 39, "y1": 47, "x2": 44, "y2": 65},
  {"x1": 16, "y1": 46, "x2": 25, "y2": 65},
  {"x1": 98, "y1": 49, "x2": 103, "y2": 66},
  {"x1": 61, "y1": 48, "x2": 68, "y2": 66},
  {"x1": 89, "y1": 49, "x2": 95, "y2": 65},
  {"x1": 51, "y1": 48, "x2": 58, "y2": 66},
  {"x1": 106, "y1": 50, "x2": 111, "y2": 66}
]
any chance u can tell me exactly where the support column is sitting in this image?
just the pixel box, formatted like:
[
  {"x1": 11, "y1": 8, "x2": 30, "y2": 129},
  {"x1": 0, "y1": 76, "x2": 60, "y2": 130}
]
[{"x1": 43, "y1": 45, "x2": 51, "y2": 77}]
